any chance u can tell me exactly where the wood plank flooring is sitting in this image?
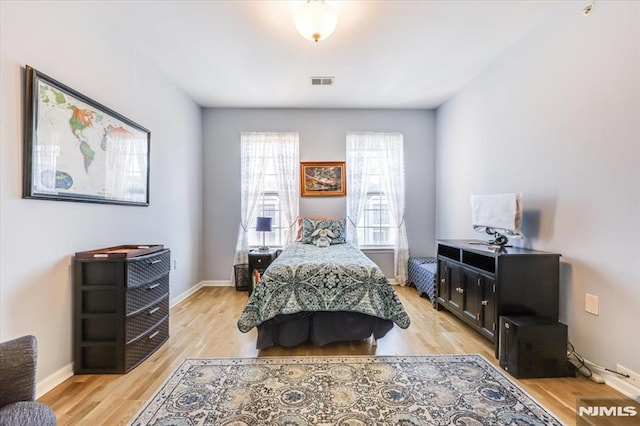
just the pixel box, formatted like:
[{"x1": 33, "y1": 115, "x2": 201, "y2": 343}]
[{"x1": 39, "y1": 285, "x2": 624, "y2": 425}]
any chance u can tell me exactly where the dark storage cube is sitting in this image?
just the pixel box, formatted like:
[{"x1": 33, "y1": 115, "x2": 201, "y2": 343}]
[
  {"x1": 81, "y1": 346, "x2": 117, "y2": 370},
  {"x1": 499, "y1": 315, "x2": 568, "y2": 378}
]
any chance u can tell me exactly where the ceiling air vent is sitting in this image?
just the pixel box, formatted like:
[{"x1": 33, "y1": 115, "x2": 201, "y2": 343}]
[{"x1": 310, "y1": 76, "x2": 334, "y2": 86}]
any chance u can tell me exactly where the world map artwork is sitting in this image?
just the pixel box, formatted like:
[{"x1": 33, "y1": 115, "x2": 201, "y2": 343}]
[{"x1": 33, "y1": 79, "x2": 148, "y2": 203}]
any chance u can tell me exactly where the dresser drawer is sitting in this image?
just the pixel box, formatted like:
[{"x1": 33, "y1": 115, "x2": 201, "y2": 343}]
[
  {"x1": 126, "y1": 274, "x2": 169, "y2": 314},
  {"x1": 127, "y1": 250, "x2": 171, "y2": 288},
  {"x1": 125, "y1": 296, "x2": 169, "y2": 343},
  {"x1": 125, "y1": 319, "x2": 168, "y2": 371}
]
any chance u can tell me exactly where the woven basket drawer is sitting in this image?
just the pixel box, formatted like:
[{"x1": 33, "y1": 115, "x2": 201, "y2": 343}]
[
  {"x1": 126, "y1": 275, "x2": 169, "y2": 314},
  {"x1": 125, "y1": 319, "x2": 168, "y2": 371},
  {"x1": 127, "y1": 250, "x2": 171, "y2": 288},
  {"x1": 126, "y1": 296, "x2": 169, "y2": 343}
]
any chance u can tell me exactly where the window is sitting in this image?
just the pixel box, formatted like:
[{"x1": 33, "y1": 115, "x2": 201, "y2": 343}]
[
  {"x1": 356, "y1": 174, "x2": 396, "y2": 247},
  {"x1": 237, "y1": 132, "x2": 299, "y2": 254},
  {"x1": 346, "y1": 132, "x2": 404, "y2": 248},
  {"x1": 247, "y1": 158, "x2": 289, "y2": 247}
]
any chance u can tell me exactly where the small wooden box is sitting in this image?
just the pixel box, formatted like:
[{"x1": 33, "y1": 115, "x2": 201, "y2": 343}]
[{"x1": 74, "y1": 245, "x2": 164, "y2": 259}]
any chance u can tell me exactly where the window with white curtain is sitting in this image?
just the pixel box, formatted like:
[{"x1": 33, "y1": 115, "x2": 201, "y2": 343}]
[
  {"x1": 346, "y1": 133, "x2": 404, "y2": 247},
  {"x1": 234, "y1": 132, "x2": 299, "y2": 265},
  {"x1": 346, "y1": 132, "x2": 409, "y2": 283}
]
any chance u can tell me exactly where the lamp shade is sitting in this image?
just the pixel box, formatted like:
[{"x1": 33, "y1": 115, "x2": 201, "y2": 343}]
[
  {"x1": 256, "y1": 217, "x2": 273, "y2": 232},
  {"x1": 294, "y1": 0, "x2": 338, "y2": 43}
]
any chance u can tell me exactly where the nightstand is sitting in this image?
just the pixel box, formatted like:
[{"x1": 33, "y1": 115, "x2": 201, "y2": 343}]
[{"x1": 248, "y1": 249, "x2": 280, "y2": 295}]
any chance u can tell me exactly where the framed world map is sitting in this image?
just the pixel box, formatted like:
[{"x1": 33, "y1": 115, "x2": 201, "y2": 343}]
[{"x1": 23, "y1": 65, "x2": 151, "y2": 206}]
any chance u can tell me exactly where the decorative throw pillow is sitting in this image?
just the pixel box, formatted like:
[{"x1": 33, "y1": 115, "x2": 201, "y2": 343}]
[{"x1": 301, "y1": 218, "x2": 346, "y2": 245}]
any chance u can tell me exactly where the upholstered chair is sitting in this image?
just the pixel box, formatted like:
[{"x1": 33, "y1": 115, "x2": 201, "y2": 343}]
[{"x1": 0, "y1": 335, "x2": 56, "y2": 425}]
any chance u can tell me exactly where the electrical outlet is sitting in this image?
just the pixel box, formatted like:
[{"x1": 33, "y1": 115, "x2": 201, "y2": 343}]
[
  {"x1": 585, "y1": 293, "x2": 599, "y2": 316},
  {"x1": 174, "y1": 259, "x2": 178, "y2": 270},
  {"x1": 616, "y1": 364, "x2": 640, "y2": 387}
]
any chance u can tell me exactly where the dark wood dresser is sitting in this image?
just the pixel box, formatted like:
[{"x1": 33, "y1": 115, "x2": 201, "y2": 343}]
[
  {"x1": 436, "y1": 240, "x2": 560, "y2": 357},
  {"x1": 73, "y1": 246, "x2": 170, "y2": 374}
]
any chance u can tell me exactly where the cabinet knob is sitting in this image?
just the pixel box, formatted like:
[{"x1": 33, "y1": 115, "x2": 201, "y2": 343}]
[
  {"x1": 481, "y1": 300, "x2": 488, "y2": 306},
  {"x1": 440, "y1": 278, "x2": 445, "y2": 284},
  {"x1": 257, "y1": 258, "x2": 262, "y2": 263}
]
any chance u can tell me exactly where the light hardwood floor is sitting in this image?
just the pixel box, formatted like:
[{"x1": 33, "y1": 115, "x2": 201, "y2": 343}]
[{"x1": 39, "y1": 285, "x2": 623, "y2": 425}]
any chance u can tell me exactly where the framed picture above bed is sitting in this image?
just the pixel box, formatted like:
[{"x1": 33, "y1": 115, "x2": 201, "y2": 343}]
[
  {"x1": 300, "y1": 161, "x2": 346, "y2": 197},
  {"x1": 23, "y1": 65, "x2": 151, "y2": 206}
]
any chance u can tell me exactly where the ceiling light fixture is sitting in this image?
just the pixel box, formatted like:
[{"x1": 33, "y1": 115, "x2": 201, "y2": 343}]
[
  {"x1": 294, "y1": 0, "x2": 338, "y2": 43},
  {"x1": 583, "y1": 2, "x2": 595, "y2": 15}
]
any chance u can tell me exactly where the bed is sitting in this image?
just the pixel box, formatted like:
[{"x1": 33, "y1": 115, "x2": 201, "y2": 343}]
[{"x1": 237, "y1": 241, "x2": 411, "y2": 349}]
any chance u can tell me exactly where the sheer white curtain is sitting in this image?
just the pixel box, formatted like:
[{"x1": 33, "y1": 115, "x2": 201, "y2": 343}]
[
  {"x1": 273, "y1": 134, "x2": 300, "y2": 244},
  {"x1": 346, "y1": 132, "x2": 409, "y2": 284},
  {"x1": 377, "y1": 133, "x2": 408, "y2": 285},
  {"x1": 233, "y1": 132, "x2": 298, "y2": 266},
  {"x1": 234, "y1": 133, "x2": 269, "y2": 266},
  {"x1": 346, "y1": 134, "x2": 374, "y2": 246}
]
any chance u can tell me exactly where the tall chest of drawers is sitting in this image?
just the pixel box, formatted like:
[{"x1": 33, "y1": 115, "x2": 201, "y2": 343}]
[{"x1": 73, "y1": 247, "x2": 170, "y2": 374}]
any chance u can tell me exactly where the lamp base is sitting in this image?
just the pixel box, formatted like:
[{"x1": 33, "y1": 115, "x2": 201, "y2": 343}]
[{"x1": 258, "y1": 246, "x2": 270, "y2": 252}]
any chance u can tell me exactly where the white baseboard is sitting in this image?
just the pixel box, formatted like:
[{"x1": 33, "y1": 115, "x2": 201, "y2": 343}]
[
  {"x1": 200, "y1": 280, "x2": 233, "y2": 287},
  {"x1": 583, "y1": 358, "x2": 640, "y2": 402},
  {"x1": 169, "y1": 282, "x2": 204, "y2": 308},
  {"x1": 169, "y1": 281, "x2": 232, "y2": 308},
  {"x1": 36, "y1": 362, "x2": 73, "y2": 399}
]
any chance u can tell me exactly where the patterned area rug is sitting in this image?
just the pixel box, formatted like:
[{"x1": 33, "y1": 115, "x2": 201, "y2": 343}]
[{"x1": 129, "y1": 355, "x2": 561, "y2": 425}]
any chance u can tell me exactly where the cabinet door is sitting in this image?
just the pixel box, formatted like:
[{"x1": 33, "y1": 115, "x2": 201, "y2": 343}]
[
  {"x1": 480, "y1": 275, "x2": 496, "y2": 338},
  {"x1": 446, "y1": 262, "x2": 463, "y2": 313},
  {"x1": 462, "y1": 270, "x2": 482, "y2": 325}
]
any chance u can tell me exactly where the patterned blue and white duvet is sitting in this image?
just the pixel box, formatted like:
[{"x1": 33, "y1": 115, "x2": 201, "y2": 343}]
[{"x1": 237, "y1": 242, "x2": 411, "y2": 332}]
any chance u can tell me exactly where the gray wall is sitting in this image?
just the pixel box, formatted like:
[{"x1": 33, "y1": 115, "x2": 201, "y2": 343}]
[
  {"x1": 0, "y1": 2, "x2": 204, "y2": 383},
  {"x1": 203, "y1": 108, "x2": 436, "y2": 280},
  {"x1": 436, "y1": 2, "x2": 640, "y2": 373}
]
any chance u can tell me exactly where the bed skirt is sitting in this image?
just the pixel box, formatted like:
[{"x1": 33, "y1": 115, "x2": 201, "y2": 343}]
[{"x1": 256, "y1": 311, "x2": 394, "y2": 349}]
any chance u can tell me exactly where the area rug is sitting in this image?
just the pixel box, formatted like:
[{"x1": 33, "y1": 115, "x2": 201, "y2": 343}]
[{"x1": 129, "y1": 354, "x2": 562, "y2": 425}]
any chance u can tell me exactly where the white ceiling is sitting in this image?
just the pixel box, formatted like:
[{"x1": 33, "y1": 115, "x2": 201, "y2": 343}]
[{"x1": 93, "y1": 1, "x2": 560, "y2": 109}]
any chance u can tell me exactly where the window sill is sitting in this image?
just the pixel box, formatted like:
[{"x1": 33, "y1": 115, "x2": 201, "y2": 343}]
[{"x1": 359, "y1": 246, "x2": 394, "y2": 253}]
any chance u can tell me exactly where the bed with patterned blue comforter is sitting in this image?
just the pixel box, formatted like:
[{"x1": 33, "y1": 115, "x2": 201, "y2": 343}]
[{"x1": 237, "y1": 242, "x2": 410, "y2": 348}]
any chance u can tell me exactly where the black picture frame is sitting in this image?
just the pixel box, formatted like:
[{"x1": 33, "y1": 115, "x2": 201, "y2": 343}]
[{"x1": 23, "y1": 65, "x2": 151, "y2": 206}]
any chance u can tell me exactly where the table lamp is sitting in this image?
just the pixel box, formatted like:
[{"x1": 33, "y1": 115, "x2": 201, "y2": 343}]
[{"x1": 256, "y1": 217, "x2": 272, "y2": 251}]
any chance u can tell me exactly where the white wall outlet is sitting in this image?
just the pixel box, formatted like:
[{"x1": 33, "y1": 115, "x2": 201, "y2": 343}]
[
  {"x1": 585, "y1": 293, "x2": 599, "y2": 316},
  {"x1": 174, "y1": 259, "x2": 178, "y2": 270},
  {"x1": 616, "y1": 364, "x2": 640, "y2": 388}
]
